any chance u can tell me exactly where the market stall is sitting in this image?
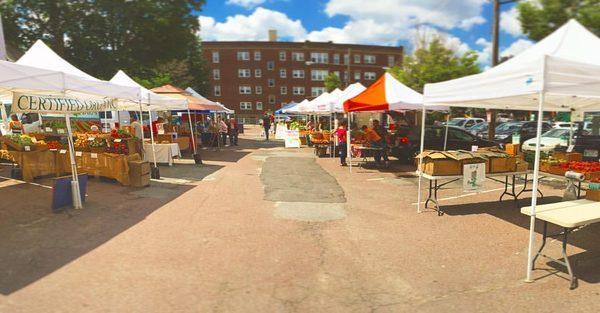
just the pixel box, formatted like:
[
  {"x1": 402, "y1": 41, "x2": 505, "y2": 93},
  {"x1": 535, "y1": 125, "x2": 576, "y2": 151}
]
[
  {"x1": 0, "y1": 40, "x2": 141, "y2": 208},
  {"x1": 422, "y1": 19, "x2": 600, "y2": 287}
]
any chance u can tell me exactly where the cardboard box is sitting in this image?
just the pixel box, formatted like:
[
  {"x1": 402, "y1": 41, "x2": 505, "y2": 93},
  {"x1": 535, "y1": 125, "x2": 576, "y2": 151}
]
[
  {"x1": 505, "y1": 143, "x2": 520, "y2": 156},
  {"x1": 487, "y1": 157, "x2": 517, "y2": 173},
  {"x1": 130, "y1": 173, "x2": 150, "y2": 187},
  {"x1": 586, "y1": 189, "x2": 600, "y2": 201},
  {"x1": 416, "y1": 151, "x2": 486, "y2": 176},
  {"x1": 129, "y1": 160, "x2": 150, "y2": 177},
  {"x1": 553, "y1": 151, "x2": 582, "y2": 162},
  {"x1": 515, "y1": 160, "x2": 529, "y2": 172}
]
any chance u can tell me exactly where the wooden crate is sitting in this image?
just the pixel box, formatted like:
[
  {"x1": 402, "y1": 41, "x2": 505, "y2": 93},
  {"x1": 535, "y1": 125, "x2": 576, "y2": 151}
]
[
  {"x1": 488, "y1": 157, "x2": 517, "y2": 173},
  {"x1": 586, "y1": 189, "x2": 600, "y2": 201},
  {"x1": 505, "y1": 143, "x2": 520, "y2": 156}
]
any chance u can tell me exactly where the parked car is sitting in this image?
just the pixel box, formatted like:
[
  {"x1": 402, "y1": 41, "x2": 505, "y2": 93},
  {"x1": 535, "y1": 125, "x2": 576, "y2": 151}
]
[
  {"x1": 553, "y1": 122, "x2": 578, "y2": 130},
  {"x1": 494, "y1": 121, "x2": 553, "y2": 148},
  {"x1": 496, "y1": 113, "x2": 513, "y2": 123},
  {"x1": 446, "y1": 117, "x2": 486, "y2": 129},
  {"x1": 572, "y1": 133, "x2": 600, "y2": 161},
  {"x1": 391, "y1": 126, "x2": 498, "y2": 162},
  {"x1": 522, "y1": 128, "x2": 571, "y2": 153},
  {"x1": 469, "y1": 122, "x2": 488, "y2": 137}
]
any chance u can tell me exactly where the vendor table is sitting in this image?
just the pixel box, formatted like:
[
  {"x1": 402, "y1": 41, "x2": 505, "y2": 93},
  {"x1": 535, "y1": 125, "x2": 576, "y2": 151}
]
[
  {"x1": 539, "y1": 172, "x2": 586, "y2": 199},
  {"x1": 521, "y1": 199, "x2": 600, "y2": 289},
  {"x1": 352, "y1": 146, "x2": 384, "y2": 167},
  {"x1": 143, "y1": 143, "x2": 181, "y2": 166},
  {"x1": 3, "y1": 149, "x2": 57, "y2": 182},
  {"x1": 56, "y1": 151, "x2": 135, "y2": 186},
  {"x1": 421, "y1": 171, "x2": 537, "y2": 216}
]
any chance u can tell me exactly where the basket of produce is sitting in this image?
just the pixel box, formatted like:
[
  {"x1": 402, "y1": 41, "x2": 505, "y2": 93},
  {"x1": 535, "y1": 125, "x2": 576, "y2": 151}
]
[
  {"x1": 89, "y1": 138, "x2": 107, "y2": 153},
  {"x1": 1, "y1": 134, "x2": 35, "y2": 151},
  {"x1": 46, "y1": 141, "x2": 62, "y2": 151},
  {"x1": 74, "y1": 134, "x2": 91, "y2": 151}
]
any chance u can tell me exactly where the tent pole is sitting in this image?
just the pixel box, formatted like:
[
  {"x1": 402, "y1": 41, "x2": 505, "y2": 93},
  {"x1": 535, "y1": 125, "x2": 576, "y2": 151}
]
[
  {"x1": 526, "y1": 91, "x2": 545, "y2": 283},
  {"x1": 64, "y1": 113, "x2": 82, "y2": 209},
  {"x1": 443, "y1": 112, "x2": 450, "y2": 151},
  {"x1": 147, "y1": 108, "x2": 158, "y2": 168},
  {"x1": 187, "y1": 108, "x2": 197, "y2": 154},
  {"x1": 347, "y1": 112, "x2": 352, "y2": 172},
  {"x1": 416, "y1": 106, "x2": 426, "y2": 213}
]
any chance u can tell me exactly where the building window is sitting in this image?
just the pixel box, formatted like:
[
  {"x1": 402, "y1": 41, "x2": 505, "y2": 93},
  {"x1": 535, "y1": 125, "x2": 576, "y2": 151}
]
[
  {"x1": 239, "y1": 85, "x2": 252, "y2": 94},
  {"x1": 267, "y1": 61, "x2": 274, "y2": 70},
  {"x1": 212, "y1": 69, "x2": 220, "y2": 80},
  {"x1": 214, "y1": 85, "x2": 221, "y2": 96},
  {"x1": 344, "y1": 54, "x2": 350, "y2": 65},
  {"x1": 212, "y1": 51, "x2": 220, "y2": 63},
  {"x1": 364, "y1": 72, "x2": 376, "y2": 80},
  {"x1": 238, "y1": 69, "x2": 251, "y2": 78},
  {"x1": 255, "y1": 86, "x2": 262, "y2": 94},
  {"x1": 255, "y1": 69, "x2": 262, "y2": 78},
  {"x1": 280, "y1": 86, "x2": 287, "y2": 95},
  {"x1": 292, "y1": 70, "x2": 304, "y2": 78},
  {"x1": 354, "y1": 54, "x2": 361, "y2": 63},
  {"x1": 292, "y1": 52, "x2": 305, "y2": 61},
  {"x1": 310, "y1": 52, "x2": 328, "y2": 64},
  {"x1": 268, "y1": 95, "x2": 276, "y2": 104},
  {"x1": 240, "y1": 102, "x2": 252, "y2": 110},
  {"x1": 268, "y1": 79, "x2": 275, "y2": 87},
  {"x1": 354, "y1": 71, "x2": 361, "y2": 80},
  {"x1": 364, "y1": 55, "x2": 376, "y2": 64},
  {"x1": 311, "y1": 69, "x2": 328, "y2": 81},
  {"x1": 237, "y1": 51, "x2": 250, "y2": 61},
  {"x1": 292, "y1": 87, "x2": 305, "y2": 95},
  {"x1": 333, "y1": 54, "x2": 340, "y2": 65},
  {"x1": 256, "y1": 102, "x2": 263, "y2": 110},
  {"x1": 254, "y1": 51, "x2": 261, "y2": 61},
  {"x1": 311, "y1": 87, "x2": 326, "y2": 97},
  {"x1": 279, "y1": 69, "x2": 287, "y2": 78},
  {"x1": 279, "y1": 51, "x2": 286, "y2": 61},
  {"x1": 388, "y1": 55, "x2": 396, "y2": 67}
]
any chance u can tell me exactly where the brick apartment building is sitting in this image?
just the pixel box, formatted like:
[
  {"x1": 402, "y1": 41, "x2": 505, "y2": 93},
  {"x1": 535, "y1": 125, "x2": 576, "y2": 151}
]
[{"x1": 201, "y1": 31, "x2": 404, "y2": 123}]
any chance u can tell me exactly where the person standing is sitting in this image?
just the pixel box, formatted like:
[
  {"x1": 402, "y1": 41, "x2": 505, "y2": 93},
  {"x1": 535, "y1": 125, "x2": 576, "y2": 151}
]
[
  {"x1": 228, "y1": 118, "x2": 239, "y2": 146},
  {"x1": 9, "y1": 114, "x2": 24, "y2": 134},
  {"x1": 218, "y1": 117, "x2": 228, "y2": 146},
  {"x1": 262, "y1": 113, "x2": 271, "y2": 141},
  {"x1": 269, "y1": 113, "x2": 276, "y2": 135},
  {"x1": 336, "y1": 121, "x2": 348, "y2": 166},
  {"x1": 130, "y1": 115, "x2": 144, "y2": 155},
  {"x1": 362, "y1": 124, "x2": 389, "y2": 167}
]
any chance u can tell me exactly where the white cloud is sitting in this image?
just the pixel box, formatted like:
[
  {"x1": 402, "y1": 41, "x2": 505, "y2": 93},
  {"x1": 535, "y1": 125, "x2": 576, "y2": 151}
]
[
  {"x1": 475, "y1": 37, "x2": 492, "y2": 65},
  {"x1": 500, "y1": 7, "x2": 523, "y2": 37},
  {"x1": 199, "y1": 8, "x2": 307, "y2": 41},
  {"x1": 459, "y1": 16, "x2": 487, "y2": 30},
  {"x1": 501, "y1": 38, "x2": 534, "y2": 58},
  {"x1": 226, "y1": 0, "x2": 266, "y2": 9},
  {"x1": 410, "y1": 26, "x2": 471, "y2": 55}
]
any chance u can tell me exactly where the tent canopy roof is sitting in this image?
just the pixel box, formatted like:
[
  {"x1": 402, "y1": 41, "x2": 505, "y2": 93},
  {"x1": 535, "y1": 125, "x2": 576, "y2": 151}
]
[
  {"x1": 185, "y1": 87, "x2": 234, "y2": 113},
  {"x1": 13, "y1": 40, "x2": 139, "y2": 101},
  {"x1": 152, "y1": 84, "x2": 223, "y2": 111},
  {"x1": 110, "y1": 70, "x2": 187, "y2": 110},
  {"x1": 424, "y1": 19, "x2": 600, "y2": 112},
  {"x1": 345, "y1": 73, "x2": 425, "y2": 112}
]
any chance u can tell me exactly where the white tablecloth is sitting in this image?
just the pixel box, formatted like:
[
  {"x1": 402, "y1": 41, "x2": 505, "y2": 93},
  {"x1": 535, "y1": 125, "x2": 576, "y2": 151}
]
[{"x1": 143, "y1": 143, "x2": 181, "y2": 166}]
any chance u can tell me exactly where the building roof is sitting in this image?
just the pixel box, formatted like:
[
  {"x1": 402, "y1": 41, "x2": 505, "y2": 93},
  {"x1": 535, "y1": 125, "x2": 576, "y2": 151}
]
[{"x1": 202, "y1": 40, "x2": 403, "y2": 53}]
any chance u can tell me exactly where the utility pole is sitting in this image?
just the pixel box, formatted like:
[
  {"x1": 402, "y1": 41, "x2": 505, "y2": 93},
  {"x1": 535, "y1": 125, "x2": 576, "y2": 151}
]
[{"x1": 488, "y1": 0, "x2": 518, "y2": 141}]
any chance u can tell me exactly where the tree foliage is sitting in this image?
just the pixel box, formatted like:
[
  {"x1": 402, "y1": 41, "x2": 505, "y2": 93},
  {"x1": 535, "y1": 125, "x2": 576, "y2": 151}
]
[
  {"x1": 387, "y1": 38, "x2": 480, "y2": 93},
  {"x1": 324, "y1": 73, "x2": 342, "y2": 92},
  {"x1": 517, "y1": 0, "x2": 600, "y2": 41},
  {"x1": 0, "y1": 0, "x2": 210, "y2": 94}
]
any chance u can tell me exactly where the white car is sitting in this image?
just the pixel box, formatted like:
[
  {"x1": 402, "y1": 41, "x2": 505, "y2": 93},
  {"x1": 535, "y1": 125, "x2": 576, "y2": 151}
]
[
  {"x1": 553, "y1": 122, "x2": 578, "y2": 130},
  {"x1": 522, "y1": 128, "x2": 571, "y2": 152},
  {"x1": 446, "y1": 117, "x2": 486, "y2": 129}
]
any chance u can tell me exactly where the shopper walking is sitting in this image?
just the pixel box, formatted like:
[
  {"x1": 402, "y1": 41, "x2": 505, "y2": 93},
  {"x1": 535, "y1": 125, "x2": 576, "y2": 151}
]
[
  {"x1": 336, "y1": 121, "x2": 348, "y2": 166},
  {"x1": 218, "y1": 117, "x2": 228, "y2": 146},
  {"x1": 228, "y1": 118, "x2": 239, "y2": 146},
  {"x1": 262, "y1": 113, "x2": 271, "y2": 141}
]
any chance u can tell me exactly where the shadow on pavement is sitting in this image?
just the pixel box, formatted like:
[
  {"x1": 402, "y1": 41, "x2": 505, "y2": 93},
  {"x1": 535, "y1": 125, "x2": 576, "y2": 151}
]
[
  {"x1": 0, "y1": 167, "x2": 195, "y2": 295},
  {"x1": 440, "y1": 196, "x2": 600, "y2": 285}
]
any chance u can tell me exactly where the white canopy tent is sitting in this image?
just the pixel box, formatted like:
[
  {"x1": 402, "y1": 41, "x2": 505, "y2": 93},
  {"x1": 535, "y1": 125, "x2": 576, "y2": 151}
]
[
  {"x1": 328, "y1": 83, "x2": 367, "y2": 113},
  {"x1": 185, "y1": 87, "x2": 234, "y2": 114},
  {"x1": 282, "y1": 99, "x2": 309, "y2": 114},
  {"x1": 422, "y1": 19, "x2": 600, "y2": 283}
]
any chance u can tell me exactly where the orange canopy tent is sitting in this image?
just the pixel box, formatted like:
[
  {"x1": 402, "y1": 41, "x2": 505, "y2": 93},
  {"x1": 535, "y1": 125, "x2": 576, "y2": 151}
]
[
  {"x1": 344, "y1": 73, "x2": 423, "y2": 112},
  {"x1": 151, "y1": 84, "x2": 223, "y2": 112}
]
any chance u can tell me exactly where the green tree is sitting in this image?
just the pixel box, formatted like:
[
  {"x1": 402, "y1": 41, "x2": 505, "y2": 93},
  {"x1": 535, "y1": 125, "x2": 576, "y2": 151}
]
[
  {"x1": 0, "y1": 0, "x2": 210, "y2": 94},
  {"x1": 324, "y1": 73, "x2": 342, "y2": 92},
  {"x1": 387, "y1": 38, "x2": 480, "y2": 93},
  {"x1": 517, "y1": 0, "x2": 600, "y2": 41}
]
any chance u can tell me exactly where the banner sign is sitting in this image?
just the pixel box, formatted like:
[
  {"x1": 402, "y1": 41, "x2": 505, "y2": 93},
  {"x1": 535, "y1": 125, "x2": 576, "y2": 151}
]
[
  {"x1": 463, "y1": 163, "x2": 486, "y2": 192},
  {"x1": 12, "y1": 92, "x2": 116, "y2": 114}
]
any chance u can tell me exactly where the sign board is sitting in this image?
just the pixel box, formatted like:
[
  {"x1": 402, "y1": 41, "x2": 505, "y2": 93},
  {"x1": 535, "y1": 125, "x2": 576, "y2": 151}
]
[
  {"x1": 275, "y1": 123, "x2": 288, "y2": 140},
  {"x1": 284, "y1": 130, "x2": 301, "y2": 148},
  {"x1": 463, "y1": 163, "x2": 486, "y2": 192},
  {"x1": 12, "y1": 92, "x2": 116, "y2": 114},
  {"x1": 512, "y1": 133, "x2": 520, "y2": 145}
]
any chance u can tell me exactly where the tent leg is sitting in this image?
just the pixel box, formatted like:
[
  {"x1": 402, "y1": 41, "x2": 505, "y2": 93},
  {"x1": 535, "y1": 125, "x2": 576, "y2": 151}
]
[
  {"x1": 147, "y1": 109, "x2": 159, "y2": 178},
  {"x1": 416, "y1": 107, "x2": 426, "y2": 213},
  {"x1": 65, "y1": 114, "x2": 82, "y2": 209},
  {"x1": 443, "y1": 113, "x2": 450, "y2": 151},
  {"x1": 347, "y1": 113, "x2": 352, "y2": 172},
  {"x1": 187, "y1": 109, "x2": 197, "y2": 155},
  {"x1": 526, "y1": 91, "x2": 545, "y2": 283}
]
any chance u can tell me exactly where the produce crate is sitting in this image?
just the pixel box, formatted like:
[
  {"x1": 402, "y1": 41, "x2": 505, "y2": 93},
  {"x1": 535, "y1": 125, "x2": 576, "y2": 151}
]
[
  {"x1": 505, "y1": 143, "x2": 520, "y2": 156},
  {"x1": 585, "y1": 171, "x2": 600, "y2": 181},
  {"x1": 487, "y1": 157, "x2": 517, "y2": 173},
  {"x1": 547, "y1": 166, "x2": 568, "y2": 176},
  {"x1": 416, "y1": 150, "x2": 486, "y2": 176},
  {"x1": 128, "y1": 159, "x2": 150, "y2": 187},
  {"x1": 553, "y1": 151, "x2": 582, "y2": 162},
  {"x1": 586, "y1": 189, "x2": 600, "y2": 201},
  {"x1": 515, "y1": 160, "x2": 529, "y2": 172}
]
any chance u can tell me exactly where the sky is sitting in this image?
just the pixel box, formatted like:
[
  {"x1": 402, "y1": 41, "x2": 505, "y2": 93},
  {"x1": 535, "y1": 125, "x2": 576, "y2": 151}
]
[{"x1": 197, "y1": 0, "x2": 536, "y2": 69}]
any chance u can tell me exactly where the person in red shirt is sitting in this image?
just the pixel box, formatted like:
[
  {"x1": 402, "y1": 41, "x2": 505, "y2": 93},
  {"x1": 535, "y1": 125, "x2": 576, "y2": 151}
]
[
  {"x1": 336, "y1": 121, "x2": 348, "y2": 166},
  {"x1": 152, "y1": 117, "x2": 164, "y2": 135}
]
